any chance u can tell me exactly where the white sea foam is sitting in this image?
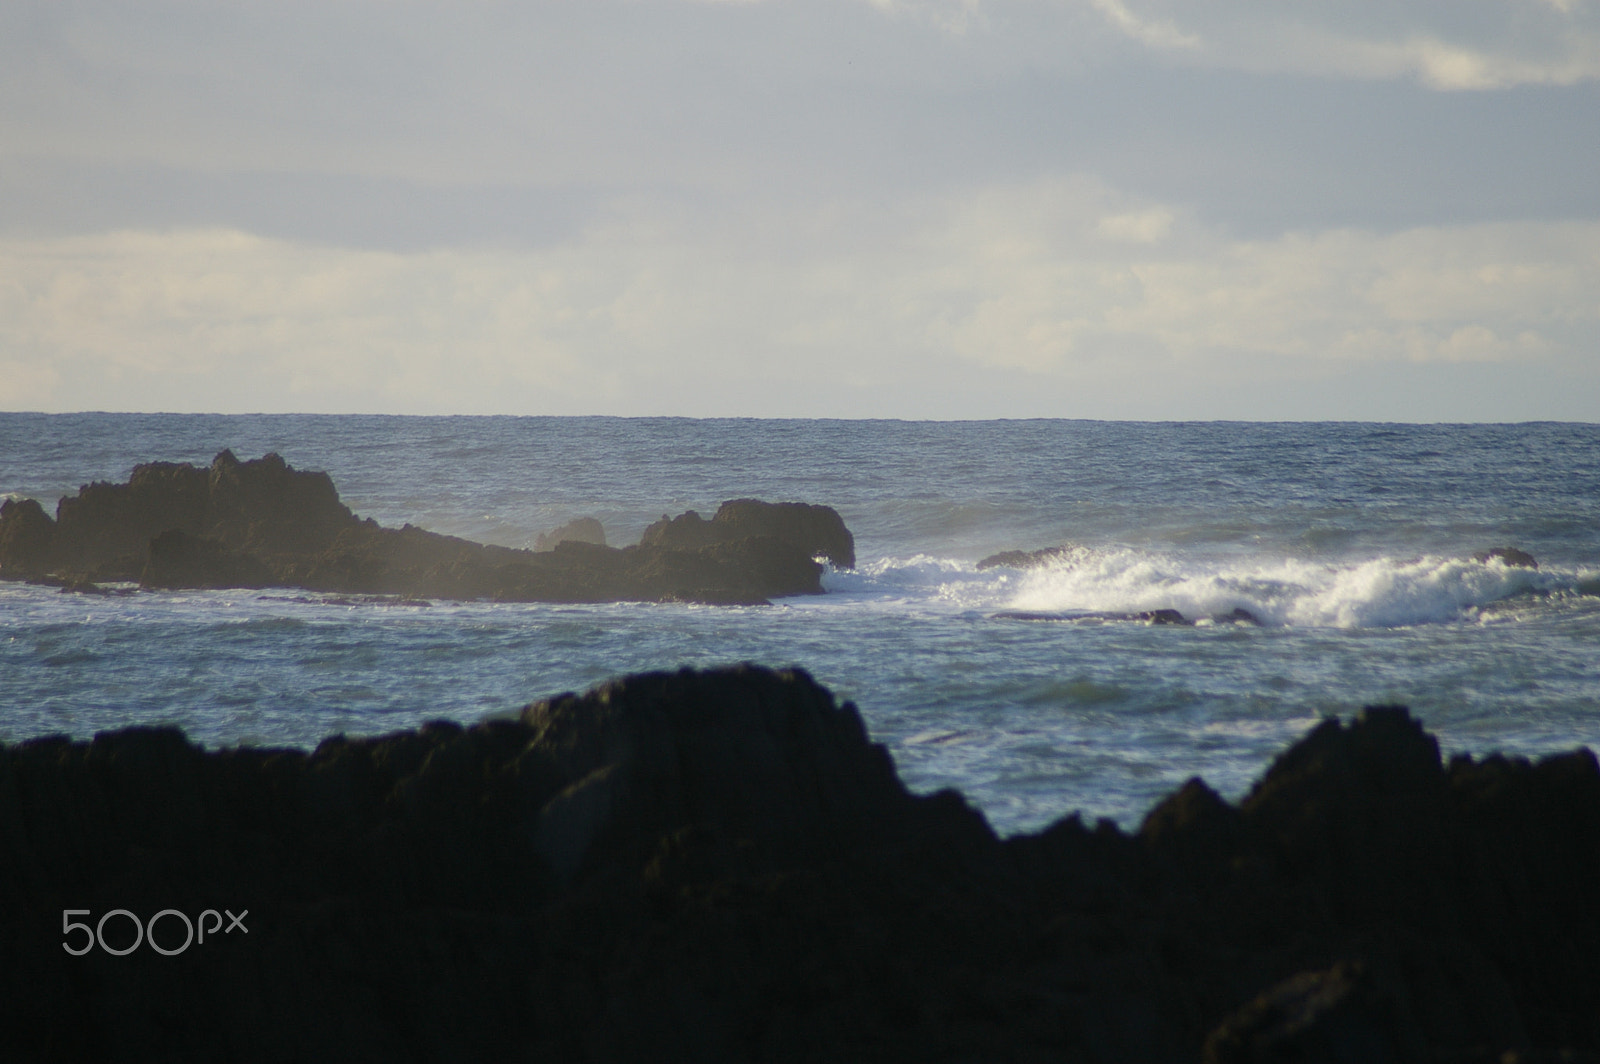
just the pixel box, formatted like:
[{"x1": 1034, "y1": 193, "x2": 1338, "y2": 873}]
[{"x1": 825, "y1": 549, "x2": 1572, "y2": 628}]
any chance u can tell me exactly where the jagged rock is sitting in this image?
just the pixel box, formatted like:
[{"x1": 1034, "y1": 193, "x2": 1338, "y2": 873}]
[
  {"x1": 0, "y1": 497, "x2": 56, "y2": 575},
  {"x1": 2, "y1": 670, "x2": 1598, "y2": 1062},
  {"x1": 0, "y1": 454, "x2": 846, "y2": 605},
  {"x1": 534, "y1": 516, "x2": 607, "y2": 551},
  {"x1": 52, "y1": 460, "x2": 214, "y2": 576},
  {"x1": 203, "y1": 449, "x2": 355, "y2": 556},
  {"x1": 640, "y1": 499, "x2": 855, "y2": 569},
  {"x1": 21, "y1": 451, "x2": 356, "y2": 583},
  {"x1": 518, "y1": 666, "x2": 962, "y2": 884}
]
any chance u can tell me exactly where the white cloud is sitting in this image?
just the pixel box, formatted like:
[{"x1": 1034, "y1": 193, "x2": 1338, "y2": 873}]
[
  {"x1": 1078, "y1": 0, "x2": 1600, "y2": 88},
  {"x1": 3, "y1": 185, "x2": 1596, "y2": 417},
  {"x1": 1087, "y1": 0, "x2": 1200, "y2": 51},
  {"x1": 1097, "y1": 208, "x2": 1175, "y2": 244},
  {"x1": 836, "y1": 0, "x2": 1600, "y2": 88}
]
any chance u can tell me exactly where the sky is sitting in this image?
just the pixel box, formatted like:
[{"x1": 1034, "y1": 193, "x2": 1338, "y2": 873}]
[{"x1": 2, "y1": 0, "x2": 1598, "y2": 420}]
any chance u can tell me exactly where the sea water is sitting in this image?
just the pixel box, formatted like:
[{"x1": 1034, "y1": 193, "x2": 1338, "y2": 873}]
[{"x1": 2, "y1": 414, "x2": 1597, "y2": 835}]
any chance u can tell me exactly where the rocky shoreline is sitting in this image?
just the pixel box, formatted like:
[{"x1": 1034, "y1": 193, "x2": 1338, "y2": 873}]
[
  {"x1": 3, "y1": 664, "x2": 1598, "y2": 1062},
  {"x1": 0, "y1": 451, "x2": 854, "y2": 606}
]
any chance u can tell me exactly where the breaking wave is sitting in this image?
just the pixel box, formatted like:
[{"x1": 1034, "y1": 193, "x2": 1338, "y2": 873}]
[{"x1": 823, "y1": 549, "x2": 1593, "y2": 628}]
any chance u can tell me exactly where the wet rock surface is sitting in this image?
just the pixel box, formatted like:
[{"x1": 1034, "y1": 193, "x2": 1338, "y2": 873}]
[
  {"x1": 0, "y1": 452, "x2": 849, "y2": 605},
  {"x1": 3, "y1": 666, "x2": 1598, "y2": 1063}
]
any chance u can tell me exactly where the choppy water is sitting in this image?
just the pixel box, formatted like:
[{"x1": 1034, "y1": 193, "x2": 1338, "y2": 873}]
[{"x1": 3, "y1": 414, "x2": 1598, "y2": 834}]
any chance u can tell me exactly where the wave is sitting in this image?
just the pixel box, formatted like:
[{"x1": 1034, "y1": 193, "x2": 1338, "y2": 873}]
[{"x1": 821, "y1": 549, "x2": 1594, "y2": 628}]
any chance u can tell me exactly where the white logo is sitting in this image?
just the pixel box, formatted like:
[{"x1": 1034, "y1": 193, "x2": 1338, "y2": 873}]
[{"x1": 62, "y1": 908, "x2": 248, "y2": 956}]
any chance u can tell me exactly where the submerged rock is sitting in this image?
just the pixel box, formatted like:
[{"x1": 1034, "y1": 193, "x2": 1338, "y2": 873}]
[
  {"x1": 3, "y1": 665, "x2": 1597, "y2": 1062},
  {"x1": 1140, "y1": 607, "x2": 1190, "y2": 625},
  {"x1": 1474, "y1": 546, "x2": 1539, "y2": 569},
  {"x1": 975, "y1": 544, "x2": 1078, "y2": 570},
  {"x1": 0, "y1": 453, "x2": 850, "y2": 605},
  {"x1": 1214, "y1": 607, "x2": 1262, "y2": 625}
]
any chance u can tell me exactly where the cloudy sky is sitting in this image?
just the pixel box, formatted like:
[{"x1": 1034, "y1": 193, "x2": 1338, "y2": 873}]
[{"x1": 3, "y1": 0, "x2": 1597, "y2": 420}]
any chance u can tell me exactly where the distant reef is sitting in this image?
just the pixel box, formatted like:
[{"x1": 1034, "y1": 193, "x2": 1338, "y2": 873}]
[
  {"x1": 0, "y1": 450, "x2": 854, "y2": 605},
  {"x1": 2, "y1": 665, "x2": 1598, "y2": 1061}
]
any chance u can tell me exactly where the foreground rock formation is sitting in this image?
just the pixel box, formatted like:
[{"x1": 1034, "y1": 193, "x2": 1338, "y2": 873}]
[
  {"x1": 0, "y1": 451, "x2": 852, "y2": 605},
  {"x1": 2, "y1": 665, "x2": 1597, "y2": 1062}
]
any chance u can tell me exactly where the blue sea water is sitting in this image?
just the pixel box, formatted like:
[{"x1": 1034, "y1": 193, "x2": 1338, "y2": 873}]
[{"x1": 3, "y1": 413, "x2": 1598, "y2": 835}]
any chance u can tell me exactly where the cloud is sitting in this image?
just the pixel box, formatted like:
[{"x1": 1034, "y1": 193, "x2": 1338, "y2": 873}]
[
  {"x1": 1086, "y1": 0, "x2": 1200, "y2": 51},
  {"x1": 848, "y1": 181, "x2": 1600, "y2": 376},
  {"x1": 1097, "y1": 208, "x2": 1176, "y2": 244},
  {"x1": 1077, "y1": 0, "x2": 1600, "y2": 89},
  {"x1": 830, "y1": 0, "x2": 1600, "y2": 88},
  {"x1": 3, "y1": 183, "x2": 1596, "y2": 417}
]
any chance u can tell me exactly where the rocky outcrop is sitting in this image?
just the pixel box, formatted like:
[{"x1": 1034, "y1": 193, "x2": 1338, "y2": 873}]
[
  {"x1": 640, "y1": 499, "x2": 856, "y2": 570},
  {"x1": 0, "y1": 453, "x2": 851, "y2": 605},
  {"x1": 2, "y1": 666, "x2": 1597, "y2": 1062},
  {"x1": 0, "y1": 497, "x2": 56, "y2": 576},
  {"x1": 1, "y1": 451, "x2": 356, "y2": 581}
]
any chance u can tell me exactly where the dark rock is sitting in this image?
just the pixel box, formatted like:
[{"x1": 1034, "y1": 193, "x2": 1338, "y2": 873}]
[
  {"x1": 1141, "y1": 777, "x2": 1242, "y2": 864},
  {"x1": 1, "y1": 454, "x2": 848, "y2": 605},
  {"x1": 975, "y1": 544, "x2": 1078, "y2": 570},
  {"x1": 3, "y1": 672, "x2": 1599, "y2": 1062},
  {"x1": 640, "y1": 498, "x2": 855, "y2": 569},
  {"x1": 534, "y1": 516, "x2": 607, "y2": 551},
  {"x1": 1474, "y1": 547, "x2": 1538, "y2": 569},
  {"x1": 1140, "y1": 608, "x2": 1190, "y2": 625},
  {"x1": 203, "y1": 449, "x2": 355, "y2": 557},
  {"x1": 141, "y1": 528, "x2": 276, "y2": 590},
  {"x1": 53, "y1": 459, "x2": 216, "y2": 576},
  {"x1": 0, "y1": 497, "x2": 58, "y2": 575},
  {"x1": 1215, "y1": 607, "x2": 1261, "y2": 625},
  {"x1": 515, "y1": 665, "x2": 958, "y2": 884},
  {"x1": 1202, "y1": 962, "x2": 1425, "y2": 1064}
]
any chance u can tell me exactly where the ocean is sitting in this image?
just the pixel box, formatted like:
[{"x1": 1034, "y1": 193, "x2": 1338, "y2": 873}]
[{"x1": 3, "y1": 413, "x2": 1597, "y2": 835}]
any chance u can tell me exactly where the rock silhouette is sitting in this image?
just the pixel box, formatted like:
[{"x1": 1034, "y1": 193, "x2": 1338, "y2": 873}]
[
  {"x1": 0, "y1": 452, "x2": 849, "y2": 605},
  {"x1": 2, "y1": 666, "x2": 1597, "y2": 1062},
  {"x1": 640, "y1": 498, "x2": 855, "y2": 569}
]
